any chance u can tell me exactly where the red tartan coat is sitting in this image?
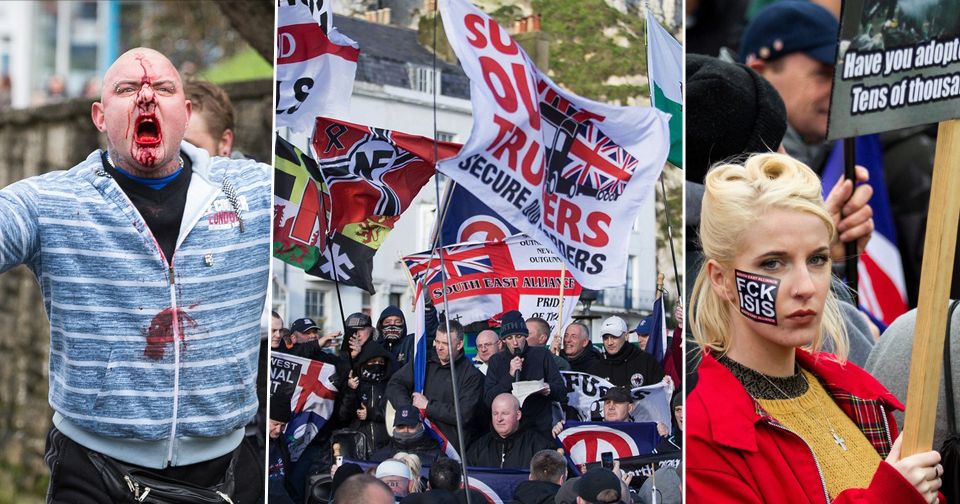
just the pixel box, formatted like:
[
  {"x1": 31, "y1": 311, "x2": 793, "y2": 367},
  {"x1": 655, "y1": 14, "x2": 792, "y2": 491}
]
[{"x1": 688, "y1": 350, "x2": 945, "y2": 504}]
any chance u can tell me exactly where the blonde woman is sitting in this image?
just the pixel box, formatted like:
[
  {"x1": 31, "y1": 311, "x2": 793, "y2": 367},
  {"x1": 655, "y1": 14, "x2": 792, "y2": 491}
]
[{"x1": 687, "y1": 153, "x2": 943, "y2": 503}]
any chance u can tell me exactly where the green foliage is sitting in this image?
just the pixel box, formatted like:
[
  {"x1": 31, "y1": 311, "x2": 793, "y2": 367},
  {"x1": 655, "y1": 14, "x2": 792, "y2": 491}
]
[
  {"x1": 532, "y1": 0, "x2": 649, "y2": 102},
  {"x1": 198, "y1": 47, "x2": 273, "y2": 84}
]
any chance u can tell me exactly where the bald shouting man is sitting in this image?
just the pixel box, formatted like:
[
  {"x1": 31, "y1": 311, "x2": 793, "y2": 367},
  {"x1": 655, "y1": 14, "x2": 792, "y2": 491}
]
[{"x1": 0, "y1": 48, "x2": 270, "y2": 502}]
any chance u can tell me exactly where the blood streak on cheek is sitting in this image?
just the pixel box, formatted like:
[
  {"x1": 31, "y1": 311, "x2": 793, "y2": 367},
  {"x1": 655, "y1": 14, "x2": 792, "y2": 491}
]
[
  {"x1": 144, "y1": 307, "x2": 198, "y2": 360},
  {"x1": 130, "y1": 54, "x2": 159, "y2": 167}
]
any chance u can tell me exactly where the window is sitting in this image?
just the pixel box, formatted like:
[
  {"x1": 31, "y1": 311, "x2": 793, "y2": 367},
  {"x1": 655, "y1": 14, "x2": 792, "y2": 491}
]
[
  {"x1": 361, "y1": 292, "x2": 372, "y2": 317},
  {"x1": 390, "y1": 293, "x2": 403, "y2": 308},
  {"x1": 305, "y1": 289, "x2": 326, "y2": 327},
  {"x1": 409, "y1": 64, "x2": 441, "y2": 95},
  {"x1": 436, "y1": 131, "x2": 456, "y2": 142},
  {"x1": 625, "y1": 255, "x2": 635, "y2": 309}
]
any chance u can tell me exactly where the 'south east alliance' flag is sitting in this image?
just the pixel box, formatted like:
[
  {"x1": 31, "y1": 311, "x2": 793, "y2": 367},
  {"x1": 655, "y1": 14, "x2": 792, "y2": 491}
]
[
  {"x1": 438, "y1": 0, "x2": 671, "y2": 291},
  {"x1": 402, "y1": 235, "x2": 583, "y2": 329},
  {"x1": 270, "y1": 353, "x2": 339, "y2": 462},
  {"x1": 645, "y1": 11, "x2": 683, "y2": 167},
  {"x1": 276, "y1": 2, "x2": 358, "y2": 132}
]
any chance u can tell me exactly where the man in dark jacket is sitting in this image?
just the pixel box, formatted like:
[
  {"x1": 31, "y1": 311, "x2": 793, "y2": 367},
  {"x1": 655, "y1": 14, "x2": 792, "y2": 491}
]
[
  {"x1": 370, "y1": 405, "x2": 441, "y2": 463},
  {"x1": 562, "y1": 322, "x2": 602, "y2": 373},
  {"x1": 510, "y1": 450, "x2": 567, "y2": 504},
  {"x1": 340, "y1": 338, "x2": 394, "y2": 454},
  {"x1": 386, "y1": 319, "x2": 483, "y2": 452},
  {"x1": 588, "y1": 316, "x2": 664, "y2": 388},
  {"x1": 466, "y1": 394, "x2": 554, "y2": 469},
  {"x1": 485, "y1": 310, "x2": 567, "y2": 435},
  {"x1": 377, "y1": 305, "x2": 415, "y2": 370}
]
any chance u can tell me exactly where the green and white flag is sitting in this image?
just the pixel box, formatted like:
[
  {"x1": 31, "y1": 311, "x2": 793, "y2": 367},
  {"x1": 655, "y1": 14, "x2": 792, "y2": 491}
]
[{"x1": 646, "y1": 11, "x2": 682, "y2": 167}]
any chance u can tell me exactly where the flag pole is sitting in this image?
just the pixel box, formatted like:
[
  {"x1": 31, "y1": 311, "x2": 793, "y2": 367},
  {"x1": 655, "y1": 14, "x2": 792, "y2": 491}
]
[
  {"x1": 316, "y1": 168, "x2": 349, "y2": 336},
  {"x1": 553, "y1": 264, "x2": 566, "y2": 356},
  {"x1": 659, "y1": 175, "x2": 682, "y2": 299},
  {"x1": 430, "y1": 2, "x2": 471, "y2": 493}
]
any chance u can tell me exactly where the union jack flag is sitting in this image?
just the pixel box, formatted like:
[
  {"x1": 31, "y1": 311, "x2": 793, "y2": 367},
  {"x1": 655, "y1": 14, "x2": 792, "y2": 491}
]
[
  {"x1": 403, "y1": 243, "x2": 495, "y2": 285},
  {"x1": 562, "y1": 122, "x2": 638, "y2": 195}
]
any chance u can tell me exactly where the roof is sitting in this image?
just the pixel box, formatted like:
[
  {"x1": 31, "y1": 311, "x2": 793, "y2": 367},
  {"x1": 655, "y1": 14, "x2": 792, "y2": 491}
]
[{"x1": 334, "y1": 15, "x2": 471, "y2": 99}]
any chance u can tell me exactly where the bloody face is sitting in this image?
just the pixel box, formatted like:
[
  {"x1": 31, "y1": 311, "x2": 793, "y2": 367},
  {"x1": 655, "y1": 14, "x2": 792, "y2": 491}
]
[{"x1": 92, "y1": 48, "x2": 191, "y2": 177}]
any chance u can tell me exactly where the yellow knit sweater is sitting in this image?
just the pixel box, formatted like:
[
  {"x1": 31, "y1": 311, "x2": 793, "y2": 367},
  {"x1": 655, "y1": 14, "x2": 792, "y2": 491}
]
[{"x1": 756, "y1": 369, "x2": 881, "y2": 499}]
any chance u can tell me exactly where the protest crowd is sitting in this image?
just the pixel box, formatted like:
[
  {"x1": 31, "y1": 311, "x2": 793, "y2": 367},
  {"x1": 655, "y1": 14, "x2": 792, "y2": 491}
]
[{"x1": 268, "y1": 304, "x2": 684, "y2": 504}]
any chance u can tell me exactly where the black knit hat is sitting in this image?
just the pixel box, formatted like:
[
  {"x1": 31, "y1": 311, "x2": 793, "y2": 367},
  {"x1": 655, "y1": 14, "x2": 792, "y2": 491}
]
[
  {"x1": 686, "y1": 54, "x2": 787, "y2": 184},
  {"x1": 269, "y1": 394, "x2": 292, "y2": 423},
  {"x1": 499, "y1": 310, "x2": 528, "y2": 338}
]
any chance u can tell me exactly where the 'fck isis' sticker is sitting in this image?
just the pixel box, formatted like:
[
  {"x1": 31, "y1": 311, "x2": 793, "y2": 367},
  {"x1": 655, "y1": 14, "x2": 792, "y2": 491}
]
[{"x1": 735, "y1": 270, "x2": 779, "y2": 325}]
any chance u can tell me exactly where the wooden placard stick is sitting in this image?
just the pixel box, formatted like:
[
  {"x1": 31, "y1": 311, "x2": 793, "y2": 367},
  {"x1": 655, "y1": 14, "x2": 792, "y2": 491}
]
[
  {"x1": 902, "y1": 119, "x2": 960, "y2": 455},
  {"x1": 552, "y1": 264, "x2": 567, "y2": 356}
]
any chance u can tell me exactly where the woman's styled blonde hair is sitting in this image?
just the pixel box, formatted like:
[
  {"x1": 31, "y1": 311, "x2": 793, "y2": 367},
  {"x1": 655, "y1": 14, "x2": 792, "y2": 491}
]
[
  {"x1": 689, "y1": 153, "x2": 848, "y2": 360},
  {"x1": 391, "y1": 452, "x2": 424, "y2": 492}
]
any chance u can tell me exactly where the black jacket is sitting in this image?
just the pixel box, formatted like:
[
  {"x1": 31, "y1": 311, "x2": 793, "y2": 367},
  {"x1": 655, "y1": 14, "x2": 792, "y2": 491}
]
[
  {"x1": 369, "y1": 433, "x2": 442, "y2": 463},
  {"x1": 510, "y1": 480, "x2": 562, "y2": 504},
  {"x1": 466, "y1": 428, "x2": 555, "y2": 469},
  {"x1": 484, "y1": 345, "x2": 567, "y2": 434},
  {"x1": 340, "y1": 340, "x2": 393, "y2": 452},
  {"x1": 386, "y1": 349, "x2": 484, "y2": 451},
  {"x1": 376, "y1": 305, "x2": 415, "y2": 371},
  {"x1": 588, "y1": 343, "x2": 664, "y2": 388},
  {"x1": 565, "y1": 344, "x2": 602, "y2": 374}
]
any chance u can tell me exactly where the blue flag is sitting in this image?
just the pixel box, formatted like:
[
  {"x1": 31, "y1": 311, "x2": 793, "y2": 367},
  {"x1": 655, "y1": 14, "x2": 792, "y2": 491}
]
[
  {"x1": 645, "y1": 293, "x2": 667, "y2": 363},
  {"x1": 821, "y1": 135, "x2": 907, "y2": 328},
  {"x1": 556, "y1": 421, "x2": 660, "y2": 466},
  {"x1": 436, "y1": 182, "x2": 521, "y2": 246},
  {"x1": 345, "y1": 458, "x2": 528, "y2": 503}
]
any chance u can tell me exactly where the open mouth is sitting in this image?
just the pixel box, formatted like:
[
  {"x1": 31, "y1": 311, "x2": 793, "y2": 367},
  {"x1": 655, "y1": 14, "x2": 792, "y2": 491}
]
[{"x1": 134, "y1": 115, "x2": 162, "y2": 146}]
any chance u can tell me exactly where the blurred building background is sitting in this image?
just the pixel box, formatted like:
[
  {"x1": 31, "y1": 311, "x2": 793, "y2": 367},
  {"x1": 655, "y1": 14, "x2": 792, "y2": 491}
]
[{"x1": 0, "y1": 2, "x2": 272, "y2": 502}]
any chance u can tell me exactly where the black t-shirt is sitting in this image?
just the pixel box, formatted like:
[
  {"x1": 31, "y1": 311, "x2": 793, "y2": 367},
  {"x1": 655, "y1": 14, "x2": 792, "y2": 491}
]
[{"x1": 102, "y1": 152, "x2": 192, "y2": 264}]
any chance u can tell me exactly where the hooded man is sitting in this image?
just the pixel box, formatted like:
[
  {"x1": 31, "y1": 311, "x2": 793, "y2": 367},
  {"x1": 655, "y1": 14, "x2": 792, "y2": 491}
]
[
  {"x1": 0, "y1": 47, "x2": 270, "y2": 502},
  {"x1": 341, "y1": 337, "x2": 395, "y2": 454},
  {"x1": 377, "y1": 306, "x2": 415, "y2": 370}
]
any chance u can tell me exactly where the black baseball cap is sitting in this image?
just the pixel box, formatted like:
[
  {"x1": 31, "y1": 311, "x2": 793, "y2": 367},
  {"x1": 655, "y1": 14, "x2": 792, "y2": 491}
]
[
  {"x1": 394, "y1": 405, "x2": 422, "y2": 427},
  {"x1": 575, "y1": 469, "x2": 621, "y2": 503},
  {"x1": 290, "y1": 318, "x2": 319, "y2": 333},
  {"x1": 345, "y1": 312, "x2": 373, "y2": 329},
  {"x1": 601, "y1": 387, "x2": 633, "y2": 403},
  {"x1": 739, "y1": 1, "x2": 838, "y2": 65}
]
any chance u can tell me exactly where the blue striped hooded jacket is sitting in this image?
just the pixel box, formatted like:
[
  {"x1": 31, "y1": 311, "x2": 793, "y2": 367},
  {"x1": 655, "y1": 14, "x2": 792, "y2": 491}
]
[{"x1": 0, "y1": 142, "x2": 270, "y2": 468}]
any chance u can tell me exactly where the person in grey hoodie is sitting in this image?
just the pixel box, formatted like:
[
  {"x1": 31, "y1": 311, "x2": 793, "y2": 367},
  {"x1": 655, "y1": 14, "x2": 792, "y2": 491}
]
[{"x1": 0, "y1": 47, "x2": 270, "y2": 502}]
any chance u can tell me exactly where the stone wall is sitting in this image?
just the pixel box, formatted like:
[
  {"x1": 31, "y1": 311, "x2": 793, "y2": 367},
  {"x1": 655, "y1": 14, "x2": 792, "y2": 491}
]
[{"x1": 0, "y1": 79, "x2": 272, "y2": 502}]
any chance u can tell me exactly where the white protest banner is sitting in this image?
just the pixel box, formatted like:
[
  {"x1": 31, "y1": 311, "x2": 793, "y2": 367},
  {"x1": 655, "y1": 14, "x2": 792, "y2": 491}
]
[
  {"x1": 276, "y1": 2, "x2": 358, "y2": 133},
  {"x1": 437, "y1": 0, "x2": 670, "y2": 290},
  {"x1": 280, "y1": 0, "x2": 331, "y2": 31},
  {"x1": 560, "y1": 371, "x2": 673, "y2": 431}
]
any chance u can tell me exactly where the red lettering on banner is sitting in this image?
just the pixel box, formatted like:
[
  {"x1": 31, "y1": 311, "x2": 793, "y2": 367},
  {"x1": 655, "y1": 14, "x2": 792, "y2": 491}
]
[
  {"x1": 464, "y1": 14, "x2": 487, "y2": 48},
  {"x1": 520, "y1": 138, "x2": 544, "y2": 186},
  {"x1": 489, "y1": 115, "x2": 516, "y2": 151},
  {"x1": 512, "y1": 63, "x2": 540, "y2": 131},
  {"x1": 480, "y1": 56, "x2": 518, "y2": 113},
  {"x1": 490, "y1": 124, "x2": 526, "y2": 168},
  {"x1": 490, "y1": 23, "x2": 519, "y2": 55},
  {"x1": 543, "y1": 192, "x2": 557, "y2": 230},
  {"x1": 557, "y1": 199, "x2": 582, "y2": 241},
  {"x1": 584, "y1": 211, "x2": 611, "y2": 247},
  {"x1": 292, "y1": 182, "x2": 321, "y2": 242}
]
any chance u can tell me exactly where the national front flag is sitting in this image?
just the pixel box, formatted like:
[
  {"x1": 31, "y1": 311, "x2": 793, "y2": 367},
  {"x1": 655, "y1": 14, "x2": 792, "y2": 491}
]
[
  {"x1": 402, "y1": 235, "x2": 582, "y2": 329},
  {"x1": 270, "y1": 353, "x2": 339, "y2": 461},
  {"x1": 645, "y1": 11, "x2": 683, "y2": 167},
  {"x1": 438, "y1": 0, "x2": 670, "y2": 290},
  {"x1": 821, "y1": 135, "x2": 907, "y2": 328},
  {"x1": 556, "y1": 421, "x2": 661, "y2": 466},
  {"x1": 276, "y1": 4, "x2": 358, "y2": 132}
]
